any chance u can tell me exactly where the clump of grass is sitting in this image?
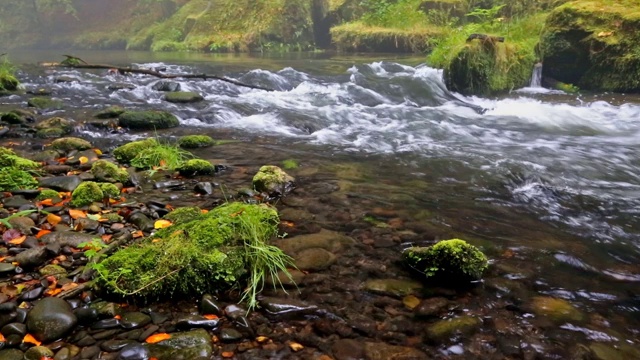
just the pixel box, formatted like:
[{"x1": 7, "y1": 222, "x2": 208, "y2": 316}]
[
  {"x1": 130, "y1": 142, "x2": 193, "y2": 171},
  {"x1": 0, "y1": 58, "x2": 19, "y2": 91}
]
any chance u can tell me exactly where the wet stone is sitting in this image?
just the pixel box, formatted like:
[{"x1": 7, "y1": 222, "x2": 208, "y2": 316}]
[
  {"x1": 332, "y1": 339, "x2": 365, "y2": 360},
  {"x1": 259, "y1": 297, "x2": 319, "y2": 319},
  {"x1": 79, "y1": 345, "x2": 101, "y2": 359},
  {"x1": 121, "y1": 312, "x2": 151, "y2": 329},
  {"x1": 363, "y1": 278, "x2": 424, "y2": 298},
  {"x1": 414, "y1": 297, "x2": 449, "y2": 317},
  {"x1": 118, "y1": 343, "x2": 149, "y2": 360},
  {"x1": 0, "y1": 264, "x2": 15, "y2": 274},
  {"x1": 129, "y1": 212, "x2": 154, "y2": 232},
  {"x1": 0, "y1": 349, "x2": 24, "y2": 360},
  {"x1": 220, "y1": 328, "x2": 243, "y2": 342},
  {"x1": 101, "y1": 340, "x2": 136, "y2": 353},
  {"x1": 149, "y1": 312, "x2": 169, "y2": 325},
  {"x1": 92, "y1": 318, "x2": 122, "y2": 330},
  {"x1": 13, "y1": 247, "x2": 49, "y2": 268},
  {"x1": 1, "y1": 196, "x2": 30, "y2": 209},
  {"x1": 90, "y1": 302, "x2": 124, "y2": 318},
  {"x1": 26, "y1": 297, "x2": 77, "y2": 343},
  {"x1": 138, "y1": 325, "x2": 160, "y2": 342},
  {"x1": 20, "y1": 286, "x2": 45, "y2": 301},
  {"x1": 53, "y1": 347, "x2": 70, "y2": 360},
  {"x1": 293, "y1": 248, "x2": 336, "y2": 271},
  {"x1": 200, "y1": 295, "x2": 223, "y2": 316},
  {"x1": 24, "y1": 346, "x2": 54, "y2": 360},
  {"x1": 93, "y1": 329, "x2": 121, "y2": 340},
  {"x1": 0, "y1": 303, "x2": 16, "y2": 313},
  {"x1": 529, "y1": 296, "x2": 584, "y2": 324},
  {"x1": 175, "y1": 315, "x2": 220, "y2": 330},
  {"x1": 76, "y1": 335, "x2": 96, "y2": 346},
  {"x1": 76, "y1": 217, "x2": 100, "y2": 231},
  {"x1": 425, "y1": 316, "x2": 482, "y2": 342},
  {"x1": 147, "y1": 328, "x2": 213, "y2": 360},
  {"x1": 194, "y1": 182, "x2": 214, "y2": 195},
  {"x1": 40, "y1": 231, "x2": 96, "y2": 248},
  {"x1": 0, "y1": 323, "x2": 26, "y2": 337},
  {"x1": 38, "y1": 176, "x2": 82, "y2": 192}
]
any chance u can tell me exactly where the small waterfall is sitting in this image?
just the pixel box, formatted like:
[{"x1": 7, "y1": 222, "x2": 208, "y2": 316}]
[{"x1": 530, "y1": 62, "x2": 543, "y2": 87}]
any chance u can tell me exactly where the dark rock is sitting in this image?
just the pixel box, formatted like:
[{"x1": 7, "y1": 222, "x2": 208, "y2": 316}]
[
  {"x1": 76, "y1": 335, "x2": 96, "y2": 346},
  {"x1": 1, "y1": 196, "x2": 31, "y2": 209},
  {"x1": 200, "y1": 295, "x2": 223, "y2": 316},
  {"x1": 128, "y1": 212, "x2": 154, "y2": 232},
  {"x1": 153, "y1": 180, "x2": 185, "y2": 190},
  {"x1": 414, "y1": 297, "x2": 449, "y2": 317},
  {"x1": 175, "y1": 315, "x2": 220, "y2": 330},
  {"x1": 74, "y1": 307, "x2": 99, "y2": 326},
  {"x1": 118, "y1": 343, "x2": 149, "y2": 360},
  {"x1": 101, "y1": 340, "x2": 135, "y2": 352},
  {"x1": 220, "y1": 328, "x2": 243, "y2": 342},
  {"x1": 19, "y1": 287, "x2": 44, "y2": 301},
  {"x1": 91, "y1": 318, "x2": 121, "y2": 330},
  {"x1": 0, "y1": 303, "x2": 16, "y2": 313},
  {"x1": 152, "y1": 81, "x2": 181, "y2": 92},
  {"x1": 75, "y1": 217, "x2": 100, "y2": 231},
  {"x1": 79, "y1": 345, "x2": 100, "y2": 359},
  {"x1": 138, "y1": 325, "x2": 160, "y2": 342},
  {"x1": 40, "y1": 231, "x2": 95, "y2": 248},
  {"x1": 118, "y1": 111, "x2": 179, "y2": 130},
  {"x1": 38, "y1": 176, "x2": 82, "y2": 192},
  {"x1": 194, "y1": 182, "x2": 214, "y2": 195},
  {"x1": 149, "y1": 312, "x2": 169, "y2": 325},
  {"x1": 93, "y1": 329, "x2": 121, "y2": 340},
  {"x1": 332, "y1": 339, "x2": 365, "y2": 360},
  {"x1": 363, "y1": 279, "x2": 423, "y2": 298},
  {"x1": 120, "y1": 312, "x2": 151, "y2": 329},
  {"x1": 0, "y1": 323, "x2": 26, "y2": 337},
  {"x1": 0, "y1": 264, "x2": 16, "y2": 274},
  {"x1": 259, "y1": 297, "x2": 319, "y2": 319},
  {"x1": 24, "y1": 346, "x2": 54, "y2": 360},
  {"x1": 55, "y1": 76, "x2": 81, "y2": 83},
  {"x1": 26, "y1": 297, "x2": 77, "y2": 343},
  {"x1": 13, "y1": 247, "x2": 49, "y2": 268},
  {"x1": 0, "y1": 349, "x2": 24, "y2": 360},
  {"x1": 42, "y1": 165, "x2": 73, "y2": 175},
  {"x1": 107, "y1": 83, "x2": 136, "y2": 91},
  {"x1": 7, "y1": 217, "x2": 35, "y2": 235},
  {"x1": 147, "y1": 328, "x2": 213, "y2": 360}
]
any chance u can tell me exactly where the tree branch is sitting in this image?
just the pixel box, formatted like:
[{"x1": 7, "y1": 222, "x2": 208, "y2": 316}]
[{"x1": 55, "y1": 55, "x2": 273, "y2": 91}]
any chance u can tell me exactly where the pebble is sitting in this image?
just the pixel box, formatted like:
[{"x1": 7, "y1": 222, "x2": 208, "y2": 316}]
[{"x1": 121, "y1": 312, "x2": 152, "y2": 329}]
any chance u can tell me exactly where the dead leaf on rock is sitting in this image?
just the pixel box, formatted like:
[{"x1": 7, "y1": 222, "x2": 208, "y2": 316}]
[{"x1": 597, "y1": 31, "x2": 613, "y2": 37}]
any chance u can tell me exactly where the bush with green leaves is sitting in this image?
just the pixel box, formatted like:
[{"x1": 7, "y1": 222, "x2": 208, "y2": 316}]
[
  {"x1": 95, "y1": 202, "x2": 295, "y2": 309},
  {"x1": 403, "y1": 239, "x2": 488, "y2": 281}
]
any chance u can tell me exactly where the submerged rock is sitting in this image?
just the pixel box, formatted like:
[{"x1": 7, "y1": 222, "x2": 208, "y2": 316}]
[
  {"x1": 94, "y1": 105, "x2": 126, "y2": 119},
  {"x1": 27, "y1": 97, "x2": 63, "y2": 110},
  {"x1": 164, "y1": 91, "x2": 204, "y2": 103},
  {"x1": 118, "y1": 110, "x2": 179, "y2": 130},
  {"x1": 425, "y1": 316, "x2": 481, "y2": 341},
  {"x1": 51, "y1": 137, "x2": 93, "y2": 152},
  {"x1": 363, "y1": 278, "x2": 424, "y2": 298},
  {"x1": 152, "y1": 81, "x2": 181, "y2": 92},
  {"x1": 529, "y1": 296, "x2": 584, "y2": 323}
]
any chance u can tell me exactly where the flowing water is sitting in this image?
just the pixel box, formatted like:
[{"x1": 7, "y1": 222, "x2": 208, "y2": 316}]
[{"x1": 3, "y1": 50, "x2": 640, "y2": 357}]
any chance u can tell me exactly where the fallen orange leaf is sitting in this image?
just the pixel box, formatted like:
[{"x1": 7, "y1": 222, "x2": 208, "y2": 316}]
[
  {"x1": 154, "y1": 220, "x2": 172, "y2": 229},
  {"x1": 230, "y1": 210, "x2": 244, "y2": 217},
  {"x1": 114, "y1": 315, "x2": 122, "y2": 320},
  {"x1": 36, "y1": 229, "x2": 51, "y2": 239},
  {"x1": 165, "y1": 204, "x2": 175, "y2": 211},
  {"x1": 79, "y1": 156, "x2": 89, "y2": 165},
  {"x1": 151, "y1": 239, "x2": 161, "y2": 243},
  {"x1": 23, "y1": 334, "x2": 41, "y2": 346},
  {"x1": 132, "y1": 230, "x2": 144, "y2": 238},
  {"x1": 45, "y1": 288, "x2": 62, "y2": 296},
  {"x1": 101, "y1": 234, "x2": 113, "y2": 242},
  {"x1": 145, "y1": 333, "x2": 171, "y2": 344},
  {"x1": 69, "y1": 209, "x2": 87, "y2": 219},
  {"x1": 159, "y1": 159, "x2": 167, "y2": 167},
  {"x1": 38, "y1": 199, "x2": 54, "y2": 206},
  {"x1": 221, "y1": 351, "x2": 234, "y2": 358},
  {"x1": 0, "y1": 333, "x2": 4, "y2": 342},
  {"x1": 57, "y1": 157, "x2": 67, "y2": 164},
  {"x1": 60, "y1": 282, "x2": 79, "y2": 291},
  {"x1": 47, "y1": 213, "x2": 62, "y2": 226},
  {"x1": 203, "y1": 314, "x2": 218, "y2": 320},
  {"x1": 93, "y1": 148, "x2": 103, "y2": 155},
  {"x1": 200, "y1": 209, "x2": 209, "y2": 214},
  {"x1": 9, "y1": 235, "x2": 26, "y2": 245}
]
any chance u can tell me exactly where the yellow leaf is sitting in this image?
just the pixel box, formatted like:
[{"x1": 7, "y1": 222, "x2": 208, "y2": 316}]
[
  {"x1": 79, "y1": 156, "x2": 89, "y2": 165},
  {"x1": 69, "y1": 209, "x2": 87, "y2": 220},
  {"x1": 154, "y1": 220, "x2": 172, "y2": 229},
  {"x1": 9, "y1": 235, "x2": 26, "y2": 245},
  {"x1": 93, "y1": 148, "x2": 103, "y2": 155},
  {"x1": 289, "y1": 342, "x2": 304, "y2": 352},
  {"x1": 597, "y1": 31, "x2": 613, "y2": 37},
  {"x1": 47, "y1": 213, "x2": 62, "y2": 226},
  {"x1": 145, "y1": 333, "x2": 171, "y2": 344},
  {"x1": 23, "y1": 334, "x2": 41, "y2": 346}
]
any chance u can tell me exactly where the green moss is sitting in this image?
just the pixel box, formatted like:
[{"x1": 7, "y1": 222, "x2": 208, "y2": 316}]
[
  {"x1": 164, "y1": 91, "x2": 204, "y2": 103},
  {"x1": 403, "y1": 239, "x2": 488, "y2": 281},
  {"x1": 0, "y1": 147, "x2": 41, "y2": 170},
  {"x1": 36, "y1": 189, "x2": 61, "y2": 200},
  {"x1": 91, "y1": 160, "x2": 129, "y2": 183},
  {"x1": 101, "y1": 213, "x2": 124, "y2": 222},
  {"x1": 27, "y1": 97, "x2": 63, "y2": 110},
  {"x1": 0, "y1": 59, "x2": 19, "y2": 91},
  {"x1": 330, "y1": 22, "x2": 439, "y2": 52},
  {"x1": 252, "y1": 165, "x2": 295, "y2": 194},
  {"x1": 163, "y1": 206, "x2": 203, "y2": 225},
  {"x1": 113, "y1": 139, "x2": 159, "y2": 163},
  {"x1": 96, "y1": 202, "x2": 292, "y2": 308},
  {"x1": 540, "y1": 0, "x2": 640, "y2": 91},
  {"x1": 178, "y1": 135, "x2": 215, "y2": 149},
  {"x1": 426, "y1": 316, "x2": 481, "y2": 341},
  {"x1": 71, "y1": 181, "x2": 104, "y2": 207},
  {"x1": 94, "y1": 106, "x2": 126, "y2": 119},
  {"x1": 281, "y1": 159, "x2": 299, "y2": 170},
  {"x1": 177, "y1": 159, "x2": 215, "y2": 176},
  {"x1": 51, "y1": 137, "x2": 93, "y2": 152},
  {"x1": 118, "y1": 110, "x2": 179, "y2": 130},
  {"x1": 36, "y1": 128, "x2": 68, "y2": 139},
  {"x1": 98, "y1": 183, "x2": 121, "y2": 200},
  {"x1": 0, "y1": 167, "x2": 38, "y2": 191}
]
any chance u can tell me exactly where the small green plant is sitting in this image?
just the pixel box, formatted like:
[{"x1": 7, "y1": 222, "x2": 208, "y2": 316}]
[
  {"x1": 281, "y1": 159, "x2": 298, "y2": 170},
  {"x1": 0, "y1": 209, "x2": 37, "y2": 229},
  {"x1": 0, "y1": 58, "x2": 19, "y2": 91},
  {"x1": 77, "y1": 239, "x2": 108, "y2": 260},
  {"x1": 130, "y1": 142, "x2": 193, "y2": 172}
]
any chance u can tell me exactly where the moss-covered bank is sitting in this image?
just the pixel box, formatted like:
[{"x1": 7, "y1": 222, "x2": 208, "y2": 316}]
[{"x1": 540, "y1": 0, "x2": 640, "y2": 92}]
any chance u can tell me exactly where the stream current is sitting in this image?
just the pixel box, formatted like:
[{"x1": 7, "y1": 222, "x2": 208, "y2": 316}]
[{"x1": 3, "y1": 51, "x2": 640, "y2": 357}]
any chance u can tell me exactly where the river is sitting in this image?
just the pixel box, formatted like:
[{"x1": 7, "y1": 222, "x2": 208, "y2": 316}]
[{"x1": 3, "y1": 50, "x2": 640, "y2": 358}]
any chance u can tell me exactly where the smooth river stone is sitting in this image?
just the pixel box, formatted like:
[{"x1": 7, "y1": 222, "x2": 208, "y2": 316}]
[{"x1": 26, "y1": 297, "x2": 77, "y2": 343}]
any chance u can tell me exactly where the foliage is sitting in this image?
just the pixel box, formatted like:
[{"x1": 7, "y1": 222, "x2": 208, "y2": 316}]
[
  {"x1": 403, "y1": 239, "x2": 488, "y2": 281},
  {"x1": 0, "y1": 167, "x2": 39, "y2": 191},
  {"x1": 113, "y1": 139, "x2": 159, "y2": 164},
  {"x1": 129, "y1": 142, "x2": 193, "y2": 172},
  {"x1": 95, "y1": 202, "x2": 294, "y2": 309},
  {"x1": 78, "y1": 239, "x2": 108, "y2": 260},
  {"x1": 0, "y1": 58, "x2": 19, "y2": 91},
  {"x1": 331, "y1": 22, "x2": 440, "y2": 52}
]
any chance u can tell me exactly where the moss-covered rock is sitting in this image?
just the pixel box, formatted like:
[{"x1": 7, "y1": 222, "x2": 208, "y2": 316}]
[
  {"x1": 529, "y1": 296, "x2": 584, "y2": 323},
  {"x1": 99, "y1": 183, "x2": 121, "y2": 199},
  {"x1": 97, "y1": 202, "x2": 286, "y2": 301},
  {"x1": 426, "y1": 316, "x2": 481, "y2": 341},
  {"x1": 34, "y1": 117, "x2": 74, "y2": 138},
  {"x1": 0, "y1": 167, "x2": 38, "y2": 191},
  {"x1": 0, "y1": 74, "x2": 19, "y2": 91},
  {"x1": 0, "y1": 147, "x2": 41, "y2": 170},
  {"x1": 177, "y1": 159, "x2": 216, "y2": 176},
  {"x1": 403, "y1": 239, "x2": 488, "y2": 282},
  {"x1": 164, "y1": 91, "x2": 204, "y2": 103},
  {"x1": 163, "y1": 206, "x2": 202, "y2": 225},
  {"x1": 540, "y1": 0, "x2": 640, "y2": 92},
  {"x1": 91, "y1": 160, "x2": 129, "y2": 183},
  {"x1": 1, "y1": 109, "x2": 32, "y2": 124},
  {"x1": 118, "y1": 110, "x2": 179, "y2": 130},
  {"x1": 27, "y1": 97, "x2": 63, "y2": 110},
  {"x1": 178, "y1": 135, "x2": 215, "y2": 149},
  {"x1": 252, "y1": 165, "x2": 295, "y2": 196},
  {"x1": 36, "y1": 189, "x2": 61, "y2": 201},
  {"x1": 70, "y1": 181, "x2": 104, "y2": 207},
  {"x1": 113, "y1": 139, "x2": 159, "y2": 163},
  {"x1": 94, "y1": 105, "x2": 126, "y2": 119},
  {"x1": 444, "y1": 37, "x2": 535, "y2": 95},
  {"x1": 51, "y1": 137, "x2": 92, "y2": 152}
]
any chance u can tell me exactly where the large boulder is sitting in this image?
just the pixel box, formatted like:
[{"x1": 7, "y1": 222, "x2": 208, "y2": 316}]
[{"x1": 540, "y1": 1, "x2": 640, "y2": 92}]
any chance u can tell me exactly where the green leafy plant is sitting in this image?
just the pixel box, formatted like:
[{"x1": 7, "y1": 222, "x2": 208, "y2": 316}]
[
  {"x1": 130, "y1": 141, "x2": 193, "y2": 173},
  {"x1": 77, "y1": 239, "x2": 108, "y2": 260}
]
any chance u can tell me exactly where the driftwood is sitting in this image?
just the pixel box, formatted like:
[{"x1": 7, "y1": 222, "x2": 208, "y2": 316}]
[{"x1": 57, "y1": 55, "x2": 273, "y2": 91}]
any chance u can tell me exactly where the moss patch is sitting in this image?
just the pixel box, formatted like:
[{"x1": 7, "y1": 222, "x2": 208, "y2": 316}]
[
  {"x1": 164, "y1": 91, "x2": 204, "y2": 103},
  {"x1": 113, "y1": 139, "x2": 159, "y2": 163},
  {"x1": 71, "y1": 181, "x2": 105, "y2": 207},
  {"x1": 178, "y1": 135, "x2": 215, "y2": 149},
  {"x1": 177, "y1": 159, "x2": 216, "y2": 176},
  {"x1": 0, "y1": 167, "x2": 39, "y2": 191},
  {"x1": 51, "y1": 137, "x2": 93, "y2": 152},
  {"x1": 91, "y1": 160, "x2": 129, "y2": 183},
  {"x1": 0, "y1": 147, "x2": 41, "y2": 170},
  {"x1": 27, "y1": 97, "x2": 63, "y2": 110},
  {"x1": 330, "y1": 22, "x2": 440, "y2": 52},
  {"x1": 540, "y1": 0, "x2": 640, "y2": 92},
  {"x1": 403, "y1": 239, "x2": 488, "y2": 282},
  {"x1": 118, "y1": 111, "x2": 179, "y2": 130}
]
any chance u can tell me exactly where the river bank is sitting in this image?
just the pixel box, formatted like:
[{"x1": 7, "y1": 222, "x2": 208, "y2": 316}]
[{"x1": 0, "y1": 53, "x2": 639, "y2": 359}]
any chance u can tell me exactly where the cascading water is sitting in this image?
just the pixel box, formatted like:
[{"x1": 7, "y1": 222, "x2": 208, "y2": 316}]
[{"x1": 530, "y1": 62, "x2": 543, "y2": 87}]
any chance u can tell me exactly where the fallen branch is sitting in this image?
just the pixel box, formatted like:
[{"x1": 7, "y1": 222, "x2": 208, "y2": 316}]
[{"x1": 56, "y1": 55, "x2": 273, "y2": 91}]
